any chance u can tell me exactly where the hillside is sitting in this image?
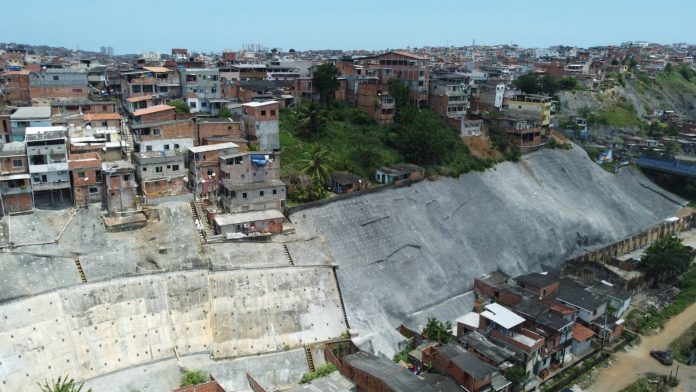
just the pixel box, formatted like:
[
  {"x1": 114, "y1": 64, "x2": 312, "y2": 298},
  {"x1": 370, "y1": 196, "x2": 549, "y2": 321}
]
[
  {"x1": 559, "y1": 66, "x2": 696, "y2": 131},
  {"x1": 290, "y1": 146, "x2": 684, "y2": 357}
]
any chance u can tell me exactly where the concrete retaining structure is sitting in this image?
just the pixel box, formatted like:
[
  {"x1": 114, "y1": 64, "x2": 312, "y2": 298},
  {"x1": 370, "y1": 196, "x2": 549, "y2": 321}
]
[{"x1": 0, "y1": 267, "x2": 346, "y2": 391}]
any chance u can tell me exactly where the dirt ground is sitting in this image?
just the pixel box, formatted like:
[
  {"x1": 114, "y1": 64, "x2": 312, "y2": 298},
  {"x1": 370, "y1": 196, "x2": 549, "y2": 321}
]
[
  {"x1": 463, "y1": 135, "x2": 501, "y2": 159},
  {"x1": 583, "y1": 301, "x2": 696, "y2": 392}
]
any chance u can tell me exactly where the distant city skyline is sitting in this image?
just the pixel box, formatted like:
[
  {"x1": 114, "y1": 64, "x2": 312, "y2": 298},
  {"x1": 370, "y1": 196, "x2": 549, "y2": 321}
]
[{"x1": 1, "y1": 0, "x2": 694, "y2": 55}]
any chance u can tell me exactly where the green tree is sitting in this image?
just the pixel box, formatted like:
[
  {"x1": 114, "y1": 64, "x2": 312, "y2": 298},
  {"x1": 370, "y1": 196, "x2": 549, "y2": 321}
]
[
  {"x1": 39, "y1": 376, "x2": 93, "y2": 392},
  {"x1": 513, "y1": 73, "x2": 541, "y2": 94},
  {"x1": 421, "y1": 317, "x2": 453, "y2": 344},
  {"x1": 289, "y1": 48, "x2": 296, "y2": 53},
  {"x1": 391, "y1": 109, "x2": 455, "y2": 165},
  {"x1": 271, "y1": 48, "x2": 278, "y2": 54},
  {"x1": 489, "y1": 125, "x2": 520, "y2": 162},
  {"x1": 640, "y1": 236, "x2": 694, "y2": 285},
  {"x1": 313, "y1": 63, "x2": 341, "y2": 107},
  {"x1": 559, "y1": 76, "x2": 579, "y2": 91},
  {"x1": 506, "y1": 367, "x2": 527, "y2": 392},
  {"x1": 180, "y1": 370, "x2": 208, "y2": 387},
  {"x1": 611, "y1": 58, "x2": 620, "y2": 66},
  {"x1": 539, "y1": 75, "x2": 559, "y2": 95},
  {"x1": 295, "y1": 102, "x2": 328, "y2": 137},
  {"x1": 217, "y1": 106, "x2": 232, "y2": 118},
  {"x1": 300, "y1": 144, "x2": 333, "y2": 185},
  {"x1": 168, "y1": 99, "x2": 190, "y2": 114},
  {"x1": 664, "y1": 63, "x2": 674, "y2": 74},
  {"x1": 387, "y1": 78, "x2": 411, "y2": 112}
]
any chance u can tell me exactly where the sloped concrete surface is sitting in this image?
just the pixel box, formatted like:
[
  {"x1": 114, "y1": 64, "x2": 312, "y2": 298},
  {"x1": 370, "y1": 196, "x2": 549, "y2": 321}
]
[
  {"x1": 0, "y1": 268, "x2": 343, "y2": 391},
  {"x1": 290, "y1": 147, "x2": 684, "y2": 357}
]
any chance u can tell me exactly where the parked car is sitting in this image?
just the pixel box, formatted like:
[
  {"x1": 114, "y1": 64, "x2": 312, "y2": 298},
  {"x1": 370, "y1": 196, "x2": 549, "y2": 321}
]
[{"x1": 650, "y1": 350, "x2": 673, "y2": 365}]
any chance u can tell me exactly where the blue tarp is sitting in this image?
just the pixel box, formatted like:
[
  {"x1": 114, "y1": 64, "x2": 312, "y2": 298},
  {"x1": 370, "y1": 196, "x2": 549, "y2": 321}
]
[{"x1": 251, "y1": 154, "x2": 267, "y2": 165}]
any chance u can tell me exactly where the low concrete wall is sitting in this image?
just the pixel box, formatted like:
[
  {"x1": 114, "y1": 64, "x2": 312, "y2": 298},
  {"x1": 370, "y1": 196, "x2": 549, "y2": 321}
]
[
  {"x1": 0, "y1": 267, "x2": 346, "y2": 391},
  {"x1": 564, "y1": 213, "x2": 695, "y2": 265}
]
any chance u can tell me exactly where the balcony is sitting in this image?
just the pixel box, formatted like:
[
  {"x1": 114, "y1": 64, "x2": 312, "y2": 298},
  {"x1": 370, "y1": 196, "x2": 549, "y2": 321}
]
[
  {"x1": 29, "y1": 162, "x2": 69, "y2": 173},
  {"x1": 31, "y1": 179, "x2": 71, "y2": 191}
]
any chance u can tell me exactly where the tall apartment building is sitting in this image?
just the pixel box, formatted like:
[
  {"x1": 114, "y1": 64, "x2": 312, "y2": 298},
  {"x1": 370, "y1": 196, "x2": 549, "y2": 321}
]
[
  {"x1": 219, "y1": 151, "x2": 284, "y2": 213},
  {"x1": 428, "y1": 73, "x2": 471, "y2": 120},
  {"x1": 180, "y1": 68, "x2": 226, "y2": 115},
  {"x1": 26, "y1": 126, "x2": 72, "y2": 208},
  {"x1": 187, "y1": 142, "x2": 240, "y2": 200},
  {"x1": 371, "y1": 51, "x2": 431, "y2": 108},
  {"x1": 241, "y1": 101, "x2": 279, "y2": 150}
]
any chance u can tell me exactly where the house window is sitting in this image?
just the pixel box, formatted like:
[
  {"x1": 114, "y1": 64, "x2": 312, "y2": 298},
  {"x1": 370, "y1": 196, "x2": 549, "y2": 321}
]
[
  {"x1": 211, "y1": 88, "x2": 217, "y2": 93},
  {"x1": 172, "y1": 164, "x2": 179, "y2": 171},
  {"x1": 190, "y1": 102, "x2": 197, "y2": 108},
  {"x1": 53, "y1": 76, "x2": 59, "y2": 81},
  {"x1": 7, "y1": 179, "x2": 23, "y2": 188},
  {"x1": 78, "y1": 172, "x2": 86, "y2": 178},
  {"x1": 261, "y1": 110, "x2": 266, "y2": 116},
  {"x1": 272, "y1": 189, "x2": 277, "y2": 195},
  {"x1": 270, "y1": 110, "x2": 276, "y2": 116},
  {"x1": 207, "y1": 169, "x2": 214, "y2": 176},
  {"x1": 260, "y1": 190, "x2": 264, "y2": 196},
  {"x1": 155, "y1": 166, "x2": 163, "y2": 173},
  {"x1": 123, "y1": 175, "x2": 130, "y2": 181},
  {"x1": 132, "y1": 85, "x2": 142, "y2": 93},
  {"x1": 143, "y1": 167, "x2": 147, "y2": 171},
  {"x1": 102, "y1": 121, "x2": 108, "y2": 127},
  {"x1": 102, "y1": 105, "x2": 107, "y2": 111},
  {"x1": 12, "y1": 159, "x2": 22, "y2": 167},
  {"x1": 153, "y1": 129, "x2": 161, "y2": 136},
  {"x1": 164, "y1": 144, "x2": 170, "y2": 150},
  {"x1": 72, "y1": 88, "x2": 82, "y2": 93},
  {"x1": 89, "y1": 186, "x2": 99, "y2": 194},
  {"x1": 146, "y1": 145, "x2": 153, "y2": 151},
  {"x1": 242, "y1": 192, "x2": 247, "y2": 198},
  {"x1": 174, "y1": 144, "x2": 180, "y2": 149}
]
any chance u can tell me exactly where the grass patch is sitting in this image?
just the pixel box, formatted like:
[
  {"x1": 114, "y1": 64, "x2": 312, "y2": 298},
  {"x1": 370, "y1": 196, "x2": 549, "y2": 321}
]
[
  {"x1": 668, "y1": 322, "x2": 696, "y2": 364},
  {"x1": 626, "y1": 267, "x2": 696, "y2": 334},
  {"x1": 590, "y1": 100, "x2": 645, "y2": 128},
  {"x1": 180, "y1": 370, "x2": 208, "y2": 387},
  {"x1": 300, "y1": 363, "x2": 337, "y2": 384},
  {"x1": 620, "y1": 375, "x2": 679, "y2": 392}
]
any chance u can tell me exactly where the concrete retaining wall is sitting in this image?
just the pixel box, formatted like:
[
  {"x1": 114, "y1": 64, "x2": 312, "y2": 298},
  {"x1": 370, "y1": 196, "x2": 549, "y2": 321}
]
[{"x1": 0, "y1": 267, "x2": 345, "y2": 391}]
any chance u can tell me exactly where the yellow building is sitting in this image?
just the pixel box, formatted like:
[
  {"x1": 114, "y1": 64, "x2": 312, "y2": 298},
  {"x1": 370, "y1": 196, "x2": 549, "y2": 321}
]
[{"x1": 503, "y1": 93, "x2": 552, "y2": 126}]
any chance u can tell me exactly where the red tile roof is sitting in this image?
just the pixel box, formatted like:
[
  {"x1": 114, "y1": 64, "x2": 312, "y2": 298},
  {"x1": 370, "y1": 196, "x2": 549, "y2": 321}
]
[
  {"x1": 132, "y1": 105, "x2": 174, "y2": 117},
  {"x1": 573, "y1": 323, "x2": 595, "y2": 342},
  {"x1": 85, "y1": 113, "x2": 121, "y2": 121}
]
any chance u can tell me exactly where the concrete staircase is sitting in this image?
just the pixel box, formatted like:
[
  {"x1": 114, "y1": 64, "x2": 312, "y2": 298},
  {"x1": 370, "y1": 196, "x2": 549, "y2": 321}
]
[
  {"x1": 304, "y1": 345, "x2": 315, "y2": 373},
  {"x1": 122, "y1": 123, "x2": 135, "y2": 162},
  {"x1": 74, "y1": 259, "x2": 87, "y2": 283},
  {"x1": 189, "y1": 201, "x2": 213, "y2": 241},
  {"x1": 283, "y1": 244, "x2": 295, "y2": 266},
  {"x1": 331, "y1": 266, "x2": 350, "y2": 330}
]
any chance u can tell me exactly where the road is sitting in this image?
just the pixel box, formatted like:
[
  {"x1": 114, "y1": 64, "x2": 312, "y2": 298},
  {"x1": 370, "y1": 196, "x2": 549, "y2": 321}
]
[{"x1": 584, "y1": 301, "x2": 696, "y2": 392}]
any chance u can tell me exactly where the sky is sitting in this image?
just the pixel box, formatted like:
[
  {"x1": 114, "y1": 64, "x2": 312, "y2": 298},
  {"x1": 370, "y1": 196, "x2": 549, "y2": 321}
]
[{"x1": 1, "y1": 0, "x2": 694, "y2": 54}]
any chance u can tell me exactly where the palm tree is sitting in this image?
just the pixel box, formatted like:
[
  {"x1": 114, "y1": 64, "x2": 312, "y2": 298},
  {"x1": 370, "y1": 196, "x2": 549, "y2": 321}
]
[
  {"x1": 39, "y1": 376, "x2": 93, "y2": 392},
  {"x1": 300, "y1": 145, "x2": 333, "y2": 185},
  {"x1": 295, "y1": 102, "x2": 327, "y2": 137}
]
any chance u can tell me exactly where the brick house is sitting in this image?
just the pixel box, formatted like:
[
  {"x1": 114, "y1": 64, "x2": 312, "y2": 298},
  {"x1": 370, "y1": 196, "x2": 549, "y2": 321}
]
[
  {"x1": 51, "y1": 99, "x2": 116, "y2": 116},
  {"x1": 133, "y1": 151, "x2": 188, "y2": 202},
  {"x1": 369, "y1": 51, "x2": 431, "y2": 108},
  {"x1": 219, "y1": 151, "x2": 284, "y2": 213},
  {"x1": 187, "y1": 142, "x2": 239, "y2": 200},
  {"x1": 241, "y1": 101, "x2": 279, "y2": 150},
  {"x1": 131, "y1": 105, "x2": 176, "y2": 125},
  {"x1": 131, "y1": 119, "x2": 193, "y2": 153},
  {"x1": 193, "y1": 118, "x2": 245, "y2": 146},
  {"x1": 29, "y1": 69, "x2": 89, "y2": 105},
  {"x1": 0, "y1": 70, "x2": 31, "y2": 105},
  {"x1": 514, "y1": 272, "x2": 560, "y2": 297},
  {"x1": 68, "y1": 152, "x2": 103, "y2": 207},
  {"x1": 0, "y1": 142, "x2": 33, "y2": 214},
  {"x1": 102, "y1": 160, "x2": 138, "y2": 214},
  {"x1": 83, "y1": 112, "x2": 121, "y2": 129},
  {"x1": 212, "y1": 209, "x2": 284, "y2": 237},
  {"x1": 425, "y1": 344, "x2": 496, "y2": 392}
]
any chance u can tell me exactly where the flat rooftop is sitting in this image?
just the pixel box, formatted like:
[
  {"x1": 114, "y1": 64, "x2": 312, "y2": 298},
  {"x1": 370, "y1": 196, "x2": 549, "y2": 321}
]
[
  {"x1": 214, "y1": 210, "x2": 285, "y2": 226},
  {"x1": 25, "y1": 126, "x2": 67, "y2": 141},
  {"x1": 188, "y1": 142, "x2": 239, "y2": 154},
  {"x1": 480, "y1": 303, "x2": 525, "y2": 330},
  {"x1": 10, "y1": 106, "x2": 51, "y2": 120}
]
